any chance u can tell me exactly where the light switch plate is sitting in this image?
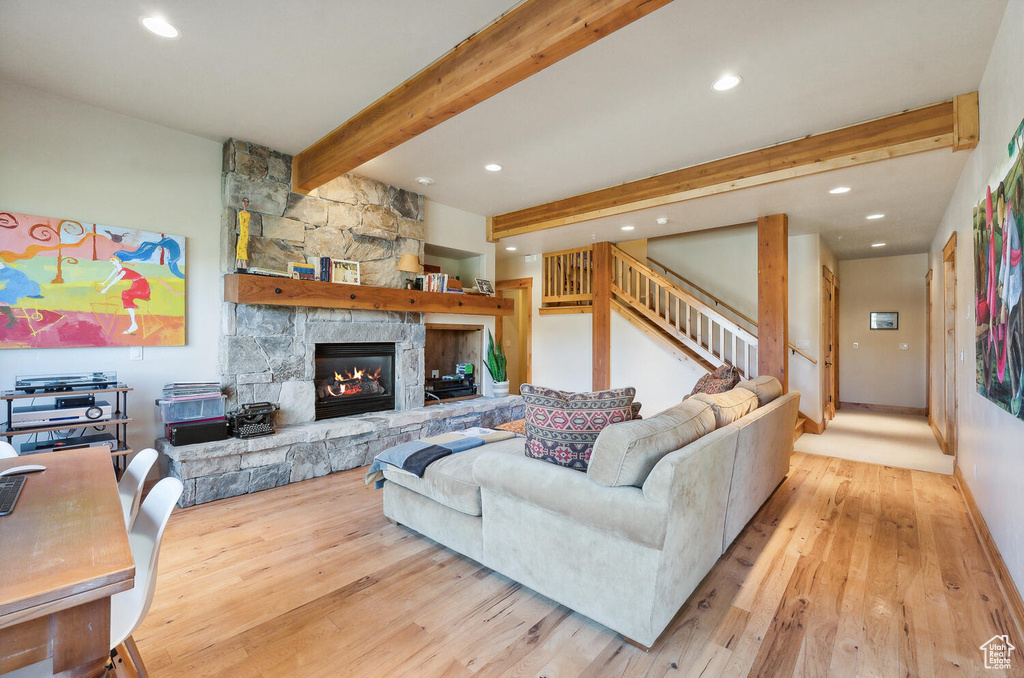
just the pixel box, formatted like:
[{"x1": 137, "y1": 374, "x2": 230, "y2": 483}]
[
  {"x1": 431, "y1": 369, "x2": 439, "y2": 379},
  {"x1": 795, "y1": 339, "x2": 811, "y2": 349},
  {"x1": 130, "y1": 346, "x2": 143, "y2": 361},
  {"x1": 852, "y1": 342, "x2": 859, "y2": 349},
  {"x1": 899, "y1": 343, "x2": 909, "y2": 351}
]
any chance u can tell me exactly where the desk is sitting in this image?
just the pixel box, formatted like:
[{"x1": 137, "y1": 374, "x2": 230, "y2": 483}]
[{"x1": 0, "y1": 448, "x2": 134, "y2": 677}]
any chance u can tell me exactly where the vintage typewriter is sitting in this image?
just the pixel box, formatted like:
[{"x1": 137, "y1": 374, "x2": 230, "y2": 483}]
[{"x1": 227, "y1": 402, "x2": 279, "y2": 439}]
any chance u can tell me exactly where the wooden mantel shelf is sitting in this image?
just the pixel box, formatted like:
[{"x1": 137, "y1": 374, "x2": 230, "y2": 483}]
[{"x1": 224, "y1": 274, "x2": 513, "y2": 316}]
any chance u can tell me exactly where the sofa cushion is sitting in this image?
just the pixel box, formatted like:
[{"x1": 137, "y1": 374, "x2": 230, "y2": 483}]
[
  {"x1": 588, "y1": 399, "x2": 716, "y2": 487},
  {"x1": 691, "y1": 387, "x2": 759, "y2": 427},
  {"x1": 521, "y1": 384, "x2": 636, "y2": 471},
  {"x1": 382, "y1": 436, "x2": 526, "y2": 517},
  {"x1": 687, "y1": 365, "x2": 742, "y2": 398},
  {"x1": 736, "y1": 375, "x2": 783, "y2": 406}
]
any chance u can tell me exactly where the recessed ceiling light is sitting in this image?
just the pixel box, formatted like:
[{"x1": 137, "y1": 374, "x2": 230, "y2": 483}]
[
  {"x1": 485, "y1": 163, "x2": 503, "y2": 172},
  {"x1": 872, "y1": 242, "x2": 887, "y2": 248},
  {"x1": 712, "y1": 74, "x2": 742, "y2": 91},
  {"x1": 829, "y1": 186, "x2": 851, "y2": 194},
  {"x1": 621, "y1": 225, "x2": 635, "y2": 231},
  {"x1": 415, "y1": 176, "x2": 434, "y2": 186},
  {"x1": 656, "y1": 217, "x2": 669, "y2": 225},
  {"x1": 505, "y1": 246, "x2": 517, "y2": 251},
  {"x1": 141, "y1": 16, "x2": 180, "y2": 39},
  {"x1": 866, "y1": 213, "x2": 885, "y2": 220}
]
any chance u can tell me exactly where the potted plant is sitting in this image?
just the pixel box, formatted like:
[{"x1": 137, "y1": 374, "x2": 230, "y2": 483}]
[{"x1": 485, "y1": 329, "x2": 509, "y2": 397}]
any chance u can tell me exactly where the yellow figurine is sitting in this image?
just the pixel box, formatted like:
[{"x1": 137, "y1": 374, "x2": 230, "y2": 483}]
[{"x1": 235, "y1": 197, "x2": 251, "y2": 272}]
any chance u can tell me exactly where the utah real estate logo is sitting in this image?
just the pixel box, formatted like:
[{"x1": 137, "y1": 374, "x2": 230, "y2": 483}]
[{"x1": 980, "y1": 634, "x2": 1015, "y2": 670}]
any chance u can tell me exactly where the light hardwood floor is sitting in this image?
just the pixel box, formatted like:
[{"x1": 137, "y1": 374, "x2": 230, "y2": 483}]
[{"x1": 136, "y1": 452, "x2": 1023, "y2": 677}]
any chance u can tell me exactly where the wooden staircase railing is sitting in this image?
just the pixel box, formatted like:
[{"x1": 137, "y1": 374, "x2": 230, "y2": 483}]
[
  {"x1": 609, "y1": 245, "x2": 758, "y2": 379},
  {"x1": 539, "y1": 242, "x2": 815, "y2": 376},
  {"x1": 542, "y1": 246, "x2": 593, "y2": 306},
  {"x1": 646, "y1": 255, "x2": 817, "y2": 365}
]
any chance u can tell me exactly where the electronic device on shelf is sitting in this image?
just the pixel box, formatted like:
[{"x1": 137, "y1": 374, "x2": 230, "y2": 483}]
[
  {"x1": 425, "y1": 374, "x2": 476, "y2": 401},
  {"x1": 14, "y1": 372, "x2": 118, "y2": 395},
  {"x1": 20, "y1": 433, "x2": 116, "y2": 455},
  {"x1": 0, "y1": 475, "x2": 26, "y2": 517},
  {"x1": 228, "y1": 402, "x2": 279, "y2": 439},
  {"x1": 167, "y1": 419, "x2": 231, "y2": 446},
  {"x1": 10, "y1": 400, "x2": 112, "y2": 428}
]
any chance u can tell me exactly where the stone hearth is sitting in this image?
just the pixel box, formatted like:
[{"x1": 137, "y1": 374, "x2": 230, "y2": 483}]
[{"x1": 159, "y1": 396, "x2": 524, "y2": 506}]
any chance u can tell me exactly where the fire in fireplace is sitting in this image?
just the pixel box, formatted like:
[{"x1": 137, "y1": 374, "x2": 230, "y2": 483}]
[{"x1": 314, "y1": 343, "x2": 395, "y2": 419}]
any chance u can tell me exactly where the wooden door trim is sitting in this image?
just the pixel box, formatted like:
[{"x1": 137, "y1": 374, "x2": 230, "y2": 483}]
[
  {"x1": 942, "y1": 233, "x2": 957, "y2": 460},
  {"x1": 495, "y1": 280, "x2": 532, "y2": 389}
]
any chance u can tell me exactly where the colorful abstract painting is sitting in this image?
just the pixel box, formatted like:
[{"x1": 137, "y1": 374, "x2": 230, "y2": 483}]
[
  {"x1": 0, "y1": 212, "x2": 185, "y2": 348},
  {"x1": 974, "y1": 116, "x2": 1024, "y2": 419}
]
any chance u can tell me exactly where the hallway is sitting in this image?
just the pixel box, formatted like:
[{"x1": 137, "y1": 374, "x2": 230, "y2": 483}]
[{"x1": 797, "y1": 409, "x2": 953, "y2": 475}]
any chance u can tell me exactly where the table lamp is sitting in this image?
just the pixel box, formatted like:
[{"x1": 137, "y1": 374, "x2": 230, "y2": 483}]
[{"x1": 397, "y1": 253, "x2": 422, "y2": 289}]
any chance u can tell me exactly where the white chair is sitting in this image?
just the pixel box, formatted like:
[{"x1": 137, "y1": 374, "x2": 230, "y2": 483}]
[
  {"x1": 110, "y1": 476, "x2": 183, "y2": 678},
  {"x1": 6, "y1": 477, "x2": 182, "y2": 678},
  {"x1": 0, "y1": 441, "x2": 17, "y2": 458},
  {"x1": 117, "y1": 448, "x2": 159, "y2": 529}
]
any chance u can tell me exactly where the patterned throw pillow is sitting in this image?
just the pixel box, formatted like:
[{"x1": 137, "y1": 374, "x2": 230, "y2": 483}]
[
  {"x1": 496, "y1": 401, "x2": 641, "y2": 436},
  {"x1": 687, "y1": 365, "x2": 742, "y2": 398},
  {"x1": 520, "y1": 384, "x2": 636, "y2": 471}
]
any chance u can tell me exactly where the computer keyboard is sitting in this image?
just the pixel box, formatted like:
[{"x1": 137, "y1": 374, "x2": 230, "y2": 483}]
[{"x1": 0, "y1": 475, "x2": 26, "y2": 517}]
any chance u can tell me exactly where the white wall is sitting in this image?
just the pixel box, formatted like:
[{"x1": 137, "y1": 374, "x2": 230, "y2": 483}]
[
  {"x1": 497, "y1": 256, "x2": 594, "y2": 394},
  {"x1": 647, "y1": 228, "x2": 830, "y2": 422},
  {"x1": 648, "y1": 225, "x2": 757, "y2": 320},
  {"x1": 0, "y1": 80, "x2": 223, "y2": 448},
  {"x1": 839, "y1": 254, "x2": 929, "y2": 409},
  {"x1": 928, "y1": 0, "x2": 1024, "y2": 594},
  {"x1": 422, "y1": 200, "x2": 500, "y2": 393}
]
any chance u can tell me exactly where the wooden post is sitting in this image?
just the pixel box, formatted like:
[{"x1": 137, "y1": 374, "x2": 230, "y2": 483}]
[
  {"x1": 757, "y1": 215, "x2": 788, "y2": 391},
  {"x1": 592, "y1": 242, "x2": 612, "y2": 391}
]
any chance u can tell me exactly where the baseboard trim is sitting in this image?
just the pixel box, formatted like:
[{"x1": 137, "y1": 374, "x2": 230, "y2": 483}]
[
  {"x1": 928, "y1": 416, "x2": 948, "y2": 454},
  {"x1": 954, "y1": 465, "x2": 1024, "y2": 644},
  {"x1": 838, "y1": 401, "x2": 927, "y2": 417},
  {"x1": 798, "y1": 411, "x2": 825, "y2": 435}
]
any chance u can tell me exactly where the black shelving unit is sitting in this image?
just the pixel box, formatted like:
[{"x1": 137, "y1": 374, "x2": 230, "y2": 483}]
[{"x1": 2, "y1": 385, "x2": 134, "y2": 474}]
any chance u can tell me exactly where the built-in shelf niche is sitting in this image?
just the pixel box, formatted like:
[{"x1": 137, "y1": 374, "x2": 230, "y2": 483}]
[
  {"x1": 424, "y1": 323, "x2": 483, "y2": 405},
  {"x1": 423, "y1": 243, "x2": 484, "y2": 291}
]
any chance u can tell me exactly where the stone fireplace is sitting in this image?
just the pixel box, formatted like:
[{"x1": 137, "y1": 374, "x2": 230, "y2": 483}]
[
  {"x1": 218, "y1": 139, "x2": 428, "y2": 422},
  {"x1": 159, "y1": 139, "x2": 524, "y2": 508}
]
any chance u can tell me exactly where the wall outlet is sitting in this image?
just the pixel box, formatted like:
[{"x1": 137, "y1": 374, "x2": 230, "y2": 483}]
[
  {"x1": 431, "y1": 369, "x2": 439, "y2": 379},
  {"x1": 852, "y1": 342, "x2": 859, "y2": 349},
  {"x1": 130, "y1": 346, "x2": 143, "y2": 361},
  {"x1": 795, "y1": 339, "x2": 810, "y2": 349},
  {"x1": 899, "y1": 343, "x2": 909, "y2": 351},
  {"x1": 505, "y1": 339, "x2": 512, "y2": 349}
]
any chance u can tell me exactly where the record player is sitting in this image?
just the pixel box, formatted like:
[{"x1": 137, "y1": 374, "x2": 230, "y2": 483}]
[{"x1": 14, "y1": 372, "x2": 118, "y2": 394}]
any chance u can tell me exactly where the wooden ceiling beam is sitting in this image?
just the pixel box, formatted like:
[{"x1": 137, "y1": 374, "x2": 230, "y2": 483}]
[
  {"x1": 292, "y1": 0, "x2": 676, "y2": 193},
  {"x1": 489, "y1": 92, "x2": 979, "y2": 241}
]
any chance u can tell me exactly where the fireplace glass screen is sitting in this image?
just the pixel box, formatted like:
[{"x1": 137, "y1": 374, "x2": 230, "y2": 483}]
[{"x1": 314, "y1": 343, "x2": 395, "y2": 419}]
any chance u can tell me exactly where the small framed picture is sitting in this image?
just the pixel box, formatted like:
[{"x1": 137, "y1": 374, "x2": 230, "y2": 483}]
[
  {"x1": 331, "y1": 259, "x2": 360, "y2": 285},
  {"x1": 288, "y1": 262, "x2": 317, "y2": 281},
  {"x1": 475, "y1": 278, "x2": 494, "y2": 296},
  {"x1": 869, "y1": 311, "x2": 898, "y2": 330}
]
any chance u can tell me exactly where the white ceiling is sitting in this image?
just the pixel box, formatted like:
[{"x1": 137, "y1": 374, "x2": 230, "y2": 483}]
[{"x1": 0, "y1": 0, "x2": 1007, "y2": 259}]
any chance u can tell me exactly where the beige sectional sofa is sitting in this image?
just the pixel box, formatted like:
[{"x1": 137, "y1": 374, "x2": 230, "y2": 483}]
[{"x1": 382, "y1": 376, "x2": 799, "y2": 648}]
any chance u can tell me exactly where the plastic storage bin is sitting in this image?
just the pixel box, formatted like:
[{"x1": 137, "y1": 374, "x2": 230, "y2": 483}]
[{"x1": 156, "y1": 394, "x2": 227, "y2": 424}]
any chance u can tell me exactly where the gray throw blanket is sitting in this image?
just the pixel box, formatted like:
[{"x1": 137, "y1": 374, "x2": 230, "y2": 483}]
[{"x1": 365, "y1": 429, "x2": 517, "y2": 488}]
